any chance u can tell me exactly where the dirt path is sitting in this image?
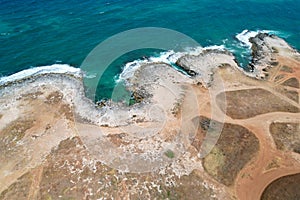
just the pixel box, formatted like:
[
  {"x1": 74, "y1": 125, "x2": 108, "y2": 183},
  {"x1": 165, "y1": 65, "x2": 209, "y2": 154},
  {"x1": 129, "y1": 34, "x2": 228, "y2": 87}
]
[
  {"x1": 233, "y1": 53, "x2": 300, "y2": 199},
  {"x1": 235, "y1": 113, "x2": 300, "y2": 200},
  {"x1": 27, "y1": 166, "x2": 44, "y2": 200}
]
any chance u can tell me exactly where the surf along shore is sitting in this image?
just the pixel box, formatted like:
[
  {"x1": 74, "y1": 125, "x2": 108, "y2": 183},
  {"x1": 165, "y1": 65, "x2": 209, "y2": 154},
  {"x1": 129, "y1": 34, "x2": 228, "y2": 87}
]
[{"x1": 0, "y1": 33, "x2": 300, "y2": 199}]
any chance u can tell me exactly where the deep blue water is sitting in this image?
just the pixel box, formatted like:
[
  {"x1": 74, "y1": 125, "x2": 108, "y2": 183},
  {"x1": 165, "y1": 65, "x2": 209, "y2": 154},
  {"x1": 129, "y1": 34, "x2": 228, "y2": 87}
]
[{"x1": 1, "y1": 0, "x2": 300, "y2": 99}]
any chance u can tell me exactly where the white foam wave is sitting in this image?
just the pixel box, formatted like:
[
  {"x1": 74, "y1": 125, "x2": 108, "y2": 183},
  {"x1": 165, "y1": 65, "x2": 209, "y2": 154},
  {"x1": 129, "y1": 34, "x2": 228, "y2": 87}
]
[
  {"x1": 83, "y1": 72, "x2": 97, "y2": 79},
  {"x1": 0, "y1": 64, "x2": 81, "y2": 85},
  {"x1": 118, "y1": 59, "x2": 148, "y2": 82},
  {"x1": 236, "y1": 30, "x2": 255, "y2": 46},
  {"x1": 236, "y1": 30, "x2": 264, "y2": 47},
  {"x1": 118, "y1": 45, "x2": 225, "y2": 82},
  {"x1": 236, "y1": 29, "x2": 290, "y2": 49},
  {"x1": 118, "y1": 51, "x2": 185, "y2": 82},
  {"x1": 204, "y1": 45, "x2": 226, "y2": 51}
]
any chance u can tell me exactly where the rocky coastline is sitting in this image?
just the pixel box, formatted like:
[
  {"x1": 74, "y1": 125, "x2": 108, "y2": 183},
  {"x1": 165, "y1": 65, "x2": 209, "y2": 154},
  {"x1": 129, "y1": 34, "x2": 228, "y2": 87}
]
[{"x1": 0, "y1": 33, "x2": 300, "y2": 199}]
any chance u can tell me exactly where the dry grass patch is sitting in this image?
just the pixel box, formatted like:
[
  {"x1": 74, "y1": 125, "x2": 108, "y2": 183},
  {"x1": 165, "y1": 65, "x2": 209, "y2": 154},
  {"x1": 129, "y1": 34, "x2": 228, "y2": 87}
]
[
  {"x1": 0, "y1": 118, "x2": 34, "y2": 144},
  {"x1": 33, "y1": 137, "x2": 220, "y2": 199},
  {"x1": 280, "y1": 65, "x2": 294, "y2": 73},
  {"x1": 282, "y1": 77, "x2": 300, "y2": 88},
  {"x1": 45, "y1": 91, "x2": 63, "y2": 104},
  {"x1": 261, "y1": 173, "x2": 300, "y2": 200},
  {"x1": 274, "y1": 74, "x2": 286, "y2": 82},
  {"x1": 59, "y1": 104, "x2": 74, "y2": 121},
  {"x1": 0, "y1": 172, "x2": 32, "y2": 200},
  {"x1": 216, "y1": 89, "x2": 299, "y2": 119},
  {"x1": 0, "y1": 118, "x2": 34, "y2": 161},
  {"x1": 269, "y1": 122, "x2": 300, "y2": 153},
  {"x1": 195, "y1": 117, "x2": 259, "y2": 186},
  {"x1": 284, "y1": 90, "x2": 299, "y2": 103}
]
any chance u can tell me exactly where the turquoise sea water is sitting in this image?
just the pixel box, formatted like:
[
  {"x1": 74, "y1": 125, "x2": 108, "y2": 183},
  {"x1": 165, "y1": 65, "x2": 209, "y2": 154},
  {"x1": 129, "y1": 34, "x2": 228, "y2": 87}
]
[{"x1": 1, "y1": 0, "x2": 300, "y2": 100}]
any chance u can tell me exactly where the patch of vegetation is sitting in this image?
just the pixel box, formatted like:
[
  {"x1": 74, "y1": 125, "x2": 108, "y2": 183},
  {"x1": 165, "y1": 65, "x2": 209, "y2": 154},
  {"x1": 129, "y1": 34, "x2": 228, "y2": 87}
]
[
  {"x1": 261, "y1": 173, "x2": 300, "y2": 200},
  {"x1": 171, "y1": 102, "x2": 181, "y2": 116},
  {"x1": 269, "y1": 122, "x2": 300, "y2": 153},
  {"x1": 167, "y1": 170, "x2": 218, "y2": 199},
  {"x1": 0, "y1": 118, "x2": 34, "y2": 145},
  {"x1": 203, "y1": 147, "x2": 225, "y2": 177},
  {"x1": 270, "y1": 61, "x2": 279, "y2": 66},
  {"x1": 216, "y1": 88, "x2": 299, "y2": 119},
  {"x1": 282, "y1": 77, "x2": 299, "y2": 88},
  {"x1": 283, "y1": 89, "x2": 299, "y2": 103},
  {"x1": 265, "y1": 158, "x2": 280, "y2": 171},
  {"x1": 59, "y1": 104, "x2": 74, "y2": 121},
  {"x1": 45, "y1": 91, "x2": 63, "y2": 104},
  {"x1": 1, "y1": 135, "x2": 219, "y2": 199},
  {"x1": 0, "y1": 172, "x2": 32, "y2": 199},
  {"x1": 280, "y1": 65, "x2": 294, "y2": 73},
  {"x1": 164, "y1": 149, "x2": 175, "y2": 159},
  {"x1": 171, "y1": 94, "x2": 185, "y2": 117},
  {"x1": 274, "y1": 74, "x2": 286, "y2": 82},
  {"x1": 21, "y1": 91, "x2": 44, "y2": 100},
  {"x1": 199, "y1": 117, "x2": 259, "y2": 186}
]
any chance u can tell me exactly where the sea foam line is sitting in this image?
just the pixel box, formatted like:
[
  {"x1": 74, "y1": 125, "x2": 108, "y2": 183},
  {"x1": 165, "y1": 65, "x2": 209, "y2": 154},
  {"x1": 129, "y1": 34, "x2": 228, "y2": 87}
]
[
  {"x1": 235, "y1": 29, "x2": 289, "y2": 48},
  {"x1": 118, "y1": 45, "x2": 225, "y2": 82},
  {"x1": 0, "y1": 45, "x2": 226, "y2": 86},
  {"x1": 235, "y1": 30, "x2": 269, "y2": 48},
  {"x1": 0, "y1": 64, "x2": 81, "y2": 86}
]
